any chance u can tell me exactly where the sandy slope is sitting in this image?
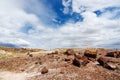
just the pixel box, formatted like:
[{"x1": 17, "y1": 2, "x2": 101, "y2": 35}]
[
  {"x1": 0, "y1": 71, "x2": 42, "y2": 80},
  {"x1": 0, "y1": 72, "x2": 27, "y2": 80}
]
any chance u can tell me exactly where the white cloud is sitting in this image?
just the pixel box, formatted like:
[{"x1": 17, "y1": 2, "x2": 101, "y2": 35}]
[
  {"x1": 0, "y1": 0, "x2": 53, "y2": 48},
  {"x1": 72, "y1": 0, "x2": 120, "y2": 13},
  {"x1": 62, "y1": 0, "x2": 72, "y2": 14},
  {"x1": 0, "y1": 38, "x2": 30, "y2": 47},
  {"x1": 0, "y1": 0, "x2": 120, "y2": 49}
]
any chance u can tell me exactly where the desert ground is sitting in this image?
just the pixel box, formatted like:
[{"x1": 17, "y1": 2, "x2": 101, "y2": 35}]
[{"x1": 0, "y1": 47, "x2": 120, "y2": 80}]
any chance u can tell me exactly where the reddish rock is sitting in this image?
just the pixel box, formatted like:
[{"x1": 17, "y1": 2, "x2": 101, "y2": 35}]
[
  {"x1": 41, "y1": 67, "x2": 48, "y2": 74},
  {"x1": 97, "y1": 57, "x2": 109, "y2": 67},
  {"x1": 65, "y1": 49, "x2": 75, "y2": 55},
  {"x1": 60, "y1": 69, "x2": 65, "y2": 74},
  {"x1": 88, "y1": 58, "x2": 96, "y2": 62},
  {"x1": 35, "y1": 62, "x2": 38, "y2": 64},
  {"x1": 21, "y1": 69, "x2": 25, "y2": 72},
  {"x1": 106, "y1": 62, "x2": 117, "y2": 70},
  {"x1": 39, "y1": 62, "x2": 42, "y2": 65},
  {"x1": 73, "y1": 56, "x2": 89, "y2": 67},
  {"x1": 65, "y1": 55, "x2": 74, "y2": 62},
  {"x1": 27, "y1": 52, "x2": 33, "y2": 57},
  {"x1": 29, "y1": 54, "x2": 33, "y2": 57},
  {"x1": 106, "y1": 51, "x2": 120, "y2": 58},
  {"x1": 73, "y1": 58, "x2": 81, "y2": 67},
  {"x1": 65, "y1": 58, "x2": 71, "y2": 62},
  {"x1": 80, "y1": 56, "x2": 89, "y2": 66},
  {"x1": 52, "y1": 51, "x2": 59, "y2": 54},
  {"x1": 84, "y1": 50, "x2": 97, "y2": 59}
]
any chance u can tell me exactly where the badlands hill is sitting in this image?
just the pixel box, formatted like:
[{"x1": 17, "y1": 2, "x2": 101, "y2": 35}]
[{"x1": 0, "y1": 46, "x2": 120, "y2": 80}]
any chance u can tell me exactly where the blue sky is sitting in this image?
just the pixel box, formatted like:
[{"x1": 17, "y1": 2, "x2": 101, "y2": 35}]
[{"x1": 0, "y1": 0, "x2": 120, "y2": 49}]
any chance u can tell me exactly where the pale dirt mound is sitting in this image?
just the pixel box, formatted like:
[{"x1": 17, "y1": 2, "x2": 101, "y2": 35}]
[
  {"x1": 0, "y1": 47, "x2": 120, "y2": 80},
  {"x1": 0, "y1": 71, "x2": 42, "y2": 80},
  {"x1": 0, "y1": 71, "x2": 27, "y2": 80}
]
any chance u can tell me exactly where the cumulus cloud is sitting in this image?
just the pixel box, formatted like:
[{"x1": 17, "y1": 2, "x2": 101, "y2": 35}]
[
  {"x1": 62, "y1": 0, "x2": 72, "y2": 14},
  {"x1": 0, "y1": 38, "x2": 30, "y2": 48},
  {"x1": 58, "y1": 13, "x2": 120, "y2": 49},
  {"x1": 0, "y1": 0, "x2": 56, "y2": 47},
  {"x1": 72, "y1": 0, "x2": 120, "y2": 13},
  {"x1": 0, "y1": 0, "x2": 120, "y2": 49}
]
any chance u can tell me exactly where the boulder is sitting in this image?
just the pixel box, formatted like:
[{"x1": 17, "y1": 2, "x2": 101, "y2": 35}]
[
  {"x1": 41, "y1": 67, "x2": 48, "y2": 74},
  {"x1": 73, "y1": 58, "x2": 81, "y2": 67},
  {"x1": 106, "y1": 51, "x2": 120, "y2": 58},
  {"x1": 97, "y1": 57, "x2": 109, "y2": 67},
  {"x1": 73, "y1": 56, "x2": 89, "y2": 67},
  {"x1": 84, "y1": 50, "x2": 97, "y2": 59}
]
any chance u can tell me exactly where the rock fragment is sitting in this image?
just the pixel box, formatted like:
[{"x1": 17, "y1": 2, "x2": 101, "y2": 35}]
[
  {"x1": 65, "y1": 49, "x2": 75, "y2": 55},
  {"x1": 97, "y1": 57, "x2": 109, "y2": 67},
  {"x1": 65, "y1": 55, "x2": 74, "y2": 62},
  {"x1": 73, "y1": 56, "x2": 89, "y2": 67},
  {"x1": 106, "y1": 51, "x2": 120, "y2": 58},
  {"x1": 84, "y1": 50, "x2": 97, "y2": 59},
  {"x1": 41, "y1": 67, "x2": 48, "y2": 74},
  {"x1": 106, "y1": 62, "x2": 117, "y2": 70}
]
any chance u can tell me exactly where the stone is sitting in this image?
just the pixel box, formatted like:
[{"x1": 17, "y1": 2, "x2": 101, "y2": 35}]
[
  {"x1": 52, "y1": 51, "x2": 59, "y2": 54},
  {"x1": 65, "y1": 55, "x2": 74, "y2": 62},
  {"x1": 106, "y1": 51, "x2": 120, "y2": 58},
  {"x1": 84, "y1": 50, "x2": 97, "y2": 59},
  {"x1": 27, "y1": 52, "x2": 33, "y2": 57},
  {"x1": 65, "y1": 49, "x2": 75, "y2": 55},
  {"x1": 35, "y1": 62, "x2": 38, "y2": 64},
  {"x1": 80, "y1": 56, "x2": 89, "y2": 66},
  {"x1": 73, "y1": 58, "x2": 81, "y2": 67},
  {"x1": 64, "y1": 58, "x2": 71, "y2": 62},
  {"x1": 106, "y1": 62, "x2": 117, "y2": 70},
  {"x1": 97, "y1": 57, "x2": 109, "y2": 67},
  {"x1": 60, "y1": 69, "x2": 65, "y2": 74},
  {"x1": 73, "y1": 56, "x2": 89, "y2": 67},
  {"x1": 29, "y1": 54, "x2": 33, "y2": 57},
  {"x1": 41, "y1": 67, "x2": 48, "y2": 74},
  {"x1": 21, "y1": 69, "x2": 25, "y2": 72}
]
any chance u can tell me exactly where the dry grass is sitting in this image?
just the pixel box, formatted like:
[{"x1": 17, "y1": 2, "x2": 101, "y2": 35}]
[{"x1": 0, "y1": 54, "x2": 14, "y2": 59}]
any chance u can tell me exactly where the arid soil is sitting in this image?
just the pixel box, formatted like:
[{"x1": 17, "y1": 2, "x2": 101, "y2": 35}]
[{"x1": 0, "y1": 47, "x2": 120, "y2": 80}]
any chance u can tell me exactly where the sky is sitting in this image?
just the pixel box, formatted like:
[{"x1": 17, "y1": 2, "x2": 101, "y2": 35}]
[{"x1": 0, "y1": 0, "x2": 120, "y2": 49}]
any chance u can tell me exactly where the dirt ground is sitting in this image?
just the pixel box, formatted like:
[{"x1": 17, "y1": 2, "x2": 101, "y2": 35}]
[{"x1": 0, "y1": 47, "x2": 120, "y2": 80}]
